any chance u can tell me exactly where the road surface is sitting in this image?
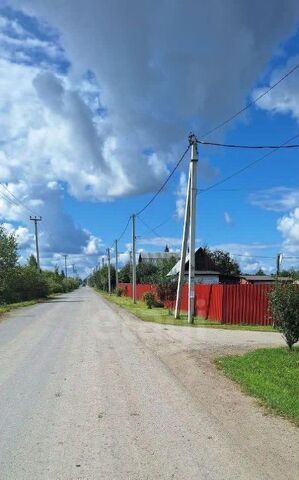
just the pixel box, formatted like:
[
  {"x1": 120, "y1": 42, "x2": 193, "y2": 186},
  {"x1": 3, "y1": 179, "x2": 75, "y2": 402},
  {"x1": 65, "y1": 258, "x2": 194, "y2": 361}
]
[{"x1": 0, "y1": 287, "x2": 298, "y2": 480}]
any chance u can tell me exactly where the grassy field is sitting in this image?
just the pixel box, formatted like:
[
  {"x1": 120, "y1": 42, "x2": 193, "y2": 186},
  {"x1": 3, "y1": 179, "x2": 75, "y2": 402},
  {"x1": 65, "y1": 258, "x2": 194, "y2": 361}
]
[
  {"x1": 216, "y1": 347, "x2": 299, "y2": 425},
  {"x1": 99, "y1": 291, "x2": 275, "y2": 331}
]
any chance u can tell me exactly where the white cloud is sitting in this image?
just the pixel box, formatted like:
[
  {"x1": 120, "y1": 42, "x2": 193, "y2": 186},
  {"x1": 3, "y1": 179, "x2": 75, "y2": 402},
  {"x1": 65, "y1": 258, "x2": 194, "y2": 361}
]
[
  {"x1": 83, "y1": 235, "x2": 104, "y2": 255},
  {"x1": 252, "y1": 55, "x2": 299, "y2": 121},
  {"x1": 1, "y1": 1, "x2": 299, "y2": 274},
  {"x1": 250, "y1": 187, "x2": 299, "y2": 211},
  {"x1": 138, "y1": 236, "x2": 182, "y2": 248},
  {"x1": 277, "y1": 207, "x2": 299, "y2": 253},
  {"x1": 175, "y1": 172, "x2": 187, "y2": 220},
  {"x1": 224, "y1": 211, "x2": 233, "y2": 224}
]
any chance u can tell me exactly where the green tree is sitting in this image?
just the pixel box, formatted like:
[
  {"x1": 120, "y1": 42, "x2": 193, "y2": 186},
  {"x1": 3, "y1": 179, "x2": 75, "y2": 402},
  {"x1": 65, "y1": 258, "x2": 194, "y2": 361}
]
[
  {"x1": 269, "y1": 284, "x2": 299, "y2": 350},
  {"x1": 0, "y1": 224, "x2": 18, "y2": 270},
  {"x1": 256, "y1": 268, "x2": 265, "y2": 276},
  {"x1": 28, "y1": 254, "x2": 38, "y2": 269},
  {"x1": 118, "y1": 262, "x2": 131, "y2": 283},
  {"x1": 204, "y1": 247, "x2": 241, "y2": 276}
]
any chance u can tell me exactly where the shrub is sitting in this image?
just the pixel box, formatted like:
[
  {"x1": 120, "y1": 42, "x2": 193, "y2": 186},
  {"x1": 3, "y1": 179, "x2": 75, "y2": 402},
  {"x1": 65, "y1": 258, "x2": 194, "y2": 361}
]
[
  {"x1": 269, "y1": 284, "x2": 299, "y2": 350},
  {"x1": 115, "y1": 287, "x2": 123, "y2": 297},
  {"x1": 143, "y1": 291, "x2": 156, "y2": 309}
]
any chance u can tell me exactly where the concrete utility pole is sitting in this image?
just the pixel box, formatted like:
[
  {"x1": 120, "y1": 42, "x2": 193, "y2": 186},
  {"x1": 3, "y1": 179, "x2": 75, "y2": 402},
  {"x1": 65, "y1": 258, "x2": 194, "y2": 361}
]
[
  {"x1": 132, "y1": 215, "x2": 136, "y2": 303},
  {"x1": 175, "y1": 134, "x2": 198, "y2": 323},
  {"x1": 276, "y1": 253, "x2": 283, "y2": 281},
  {"x1": 62, "y1": 254, "x2": 68, "y2": 279},
  {"x1": 30, "y1": 216, "x2": 42, "y2": 270},
  {"x1": 102, "y1": 256, "x2": 105, "y2": 268},
  {"x1": 107, "y1": 248, "x2": 111, "y2": 294},
  {"x1": 174, "y1": 167, "x2": 191, "y2": 318},
  {"x1": 129, "y1": 250, "x2": 132, "y2": 282},
  {"x1": 115, "y1": 239, "x2": 119, "y2": 289}
]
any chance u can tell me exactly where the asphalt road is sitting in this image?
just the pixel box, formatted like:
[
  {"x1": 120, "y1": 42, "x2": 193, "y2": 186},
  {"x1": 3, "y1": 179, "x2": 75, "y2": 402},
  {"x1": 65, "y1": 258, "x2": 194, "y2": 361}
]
[{"x1": 0, "y1": 287, "x2": 298, "y2": 480}]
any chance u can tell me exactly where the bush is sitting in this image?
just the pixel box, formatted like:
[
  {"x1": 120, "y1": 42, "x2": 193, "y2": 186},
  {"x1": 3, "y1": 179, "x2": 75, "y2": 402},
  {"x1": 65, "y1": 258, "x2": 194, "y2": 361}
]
[
  {"x1": 115, "y1": 287, "x2": 123, "y2": 297},
  {"x1": 143, "y1": 291, "x2": 157, "y2": 309},
  {"x1": 269, "y1": 284, "x2": 299, "y2": 350}
]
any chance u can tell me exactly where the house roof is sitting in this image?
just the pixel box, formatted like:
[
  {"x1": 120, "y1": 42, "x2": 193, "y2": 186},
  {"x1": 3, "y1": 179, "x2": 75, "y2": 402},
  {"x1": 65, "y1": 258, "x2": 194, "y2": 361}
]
[
  {"x1": 167, "y1": 248, "x2": 219, "y2": 276},
  {"x1": 240, "y1": 275, "x2": 292, "y2": 282},
  {"x1": 139, "y1": 252, "x2": 180, "y2": 261}
]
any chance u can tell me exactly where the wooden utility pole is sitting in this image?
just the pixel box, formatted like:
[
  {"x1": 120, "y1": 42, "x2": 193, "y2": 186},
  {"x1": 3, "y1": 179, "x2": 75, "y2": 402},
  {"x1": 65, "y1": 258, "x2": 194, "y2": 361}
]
[
  {"x1": 62, "y1": 254, "x2": 68, "y2": 279},
  {"x1": 30, "y1": 216, "x2": 42, "y2": 270}
]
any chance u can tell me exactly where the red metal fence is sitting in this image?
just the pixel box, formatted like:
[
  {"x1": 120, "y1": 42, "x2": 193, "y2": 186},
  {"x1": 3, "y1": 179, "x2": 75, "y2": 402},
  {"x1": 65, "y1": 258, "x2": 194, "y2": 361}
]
[{"x1": 119, "y1": 282, "x2": 273, "y2": 325}]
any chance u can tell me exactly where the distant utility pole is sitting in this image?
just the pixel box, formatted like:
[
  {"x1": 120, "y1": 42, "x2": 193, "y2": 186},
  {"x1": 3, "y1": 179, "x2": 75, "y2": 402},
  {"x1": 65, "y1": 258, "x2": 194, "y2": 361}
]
[
  {"x1": 175, "y1": 134, "x2": 198, "y2": 323},
  {"x1": 72, "y1": 263, "x2": 76, "y2": 276},
  {"x1": 107, "y1": 248, "x2": 111, "y2": 294},
  {"x1": 62, "y1": 254, "x2": 68, "y2": 279},
  {"x1": 30, "y1": 216, "x2": 42, "y2": 270},
  {"x1": 132, "y1": 214, "x2": 136, "y2": 303},
  {"x1": 102, "y1": 256, "x2": 105, "y2": 268},
  {"x1": 115, "y1": 239, "x2": 119, "y2": 289}
]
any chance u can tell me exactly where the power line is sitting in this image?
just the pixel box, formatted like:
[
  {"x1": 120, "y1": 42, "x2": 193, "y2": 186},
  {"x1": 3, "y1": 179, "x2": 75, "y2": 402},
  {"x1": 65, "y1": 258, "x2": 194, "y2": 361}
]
[
  {"x1": 117, "y1": 216, "x2": 131, "y2": 243},
  {"x1": 197, "y1": 139, "x2": 299, "y2": 149},
  {"x1": 136, "y1": 145, "x2": 190, "y2": 216},
  {"x1": 199, "y1": 132, "x2": 299, "y2": 195},
  {"x1": 201, "y1": 61, "x2": 299, "y2": 138},
  {"x1": 138, "y1": 216, "x2": 164, "y2": 239},
  {"x1": 0, "y1": 183, "x2": 37, "y2": 216}
]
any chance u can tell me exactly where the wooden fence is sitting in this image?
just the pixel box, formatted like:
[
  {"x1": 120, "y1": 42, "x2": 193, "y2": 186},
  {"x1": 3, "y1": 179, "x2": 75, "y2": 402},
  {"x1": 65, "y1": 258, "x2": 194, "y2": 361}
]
[{"x1": 118, "y1": 282, "x2": 273, "y2": 325}]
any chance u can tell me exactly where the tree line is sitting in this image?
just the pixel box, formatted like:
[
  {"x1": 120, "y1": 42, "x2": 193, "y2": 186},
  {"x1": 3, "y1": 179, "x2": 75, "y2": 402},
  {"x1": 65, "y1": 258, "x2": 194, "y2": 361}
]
[{"x1": 0, "y1": 224, "x2": 80, "y2": 305}]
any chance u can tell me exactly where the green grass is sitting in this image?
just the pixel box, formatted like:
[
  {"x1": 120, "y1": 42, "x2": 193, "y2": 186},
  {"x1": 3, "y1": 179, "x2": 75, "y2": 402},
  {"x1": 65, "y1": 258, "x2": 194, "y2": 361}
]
[
  {"x1": 0, "y1": 299, "x2": 41, "y2": 315},
  {"x1": 99, "y1": 291, "x2": 275, "y2": 331},
  {"x1": 216, "y1": 347, "x2": 299, "y2": 425},
  {"x1": 0, "y1": 295, "x2": 60, "y2": 317}
]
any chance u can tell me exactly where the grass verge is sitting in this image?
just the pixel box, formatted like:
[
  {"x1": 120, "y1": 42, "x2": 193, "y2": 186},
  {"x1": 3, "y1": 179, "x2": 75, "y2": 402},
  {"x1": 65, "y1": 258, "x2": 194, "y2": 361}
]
[
  {"x1": 0, "y1": 295, "x2": 61, "y2": 317},
  {"x1": 216, "y1": 347, "x2": 299, "y2": 425},
  {"x1": 99, "y1": 291, "x2": 275, "y2": 331}
]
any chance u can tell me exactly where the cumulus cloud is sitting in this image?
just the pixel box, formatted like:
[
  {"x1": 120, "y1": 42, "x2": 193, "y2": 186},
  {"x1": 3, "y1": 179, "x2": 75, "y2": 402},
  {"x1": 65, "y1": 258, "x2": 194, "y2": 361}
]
[
  {"x1": 1, "y1": 1, "x2": 299, "y2": 273},
  {"x1": 252, "y1": 55, "x2": 299, "y2": 121},
  {"x1": 250, "y1": 187, "x2": 299, "y2": 212},
  {"x1": 224, "y1": 211, "x2": 233, "y2": 225},
  {"x1": 277, "y1": 207, "x2": 299, "y2": 253}
]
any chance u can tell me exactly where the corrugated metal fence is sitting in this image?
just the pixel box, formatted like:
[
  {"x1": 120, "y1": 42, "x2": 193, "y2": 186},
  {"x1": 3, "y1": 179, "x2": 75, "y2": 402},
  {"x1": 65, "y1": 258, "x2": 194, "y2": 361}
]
[{"x1": 118, "y1": 283, "x2": 273, "y2": 325}]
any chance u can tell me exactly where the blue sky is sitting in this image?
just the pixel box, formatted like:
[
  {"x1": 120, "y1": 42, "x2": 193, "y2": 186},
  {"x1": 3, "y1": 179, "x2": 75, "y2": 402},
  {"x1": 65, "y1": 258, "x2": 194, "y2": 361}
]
[{"x1": 0, "y1": 1, "x2": 299, "y2": 276}]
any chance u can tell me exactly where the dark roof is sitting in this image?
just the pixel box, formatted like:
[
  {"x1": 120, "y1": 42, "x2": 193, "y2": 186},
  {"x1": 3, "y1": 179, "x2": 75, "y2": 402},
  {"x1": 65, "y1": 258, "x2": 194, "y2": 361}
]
[
  {"x1": 139, "y1": 252, "x2": 180, "y2": 261},
  {"x1": 167, "y1": 248, "x2": 219, "y2": 276},
  {"x1": 240, "y1": 275, "x2": 292, "y2": 282}
]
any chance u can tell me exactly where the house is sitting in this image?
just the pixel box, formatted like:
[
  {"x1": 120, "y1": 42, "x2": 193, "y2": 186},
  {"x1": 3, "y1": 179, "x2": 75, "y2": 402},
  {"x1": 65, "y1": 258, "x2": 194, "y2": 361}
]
[
  {"x1": 138, "y1": 252, "x2": 180, "y2": 264},
  {"x1": 167, "y1": 247, "x2": 220, "y2": 284},
  {"x1": 239, "y1": 275, "x2": 293, "y2": 285}
]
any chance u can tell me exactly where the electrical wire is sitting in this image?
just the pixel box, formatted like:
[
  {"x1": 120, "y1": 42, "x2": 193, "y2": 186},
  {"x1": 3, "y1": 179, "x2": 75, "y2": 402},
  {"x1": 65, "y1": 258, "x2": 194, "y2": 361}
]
[
  {"x1": 197, "y1": 139, "x2": 299, "y2": 149},
  {"x1": 0, "y1": 183, "x2": 38, "y2": 216},
  {"x1": 136, "y1": 145, "x2": 190, "y2": 216},
  {"x1": 138, "y1": 216, "x2": 164, "y2": 239},
  {"x1": 201, "y1": 61, "x2": 299, "y2": 138},
  {"x1": 199, "y1": 132, "x2": 299, "y2": 195},
  {"x1": 117, "y1": 215, "x2": 131, "y2": 243}
]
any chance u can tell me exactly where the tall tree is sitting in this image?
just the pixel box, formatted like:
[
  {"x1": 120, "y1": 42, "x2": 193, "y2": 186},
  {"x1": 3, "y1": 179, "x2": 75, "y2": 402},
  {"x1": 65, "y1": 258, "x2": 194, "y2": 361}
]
[
  {"x1": 204, "y1": 247, "x2": 241, "y2": 276},
  {"x1": 28, "y1": 254, "x2": 38, "y2": 269}
]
